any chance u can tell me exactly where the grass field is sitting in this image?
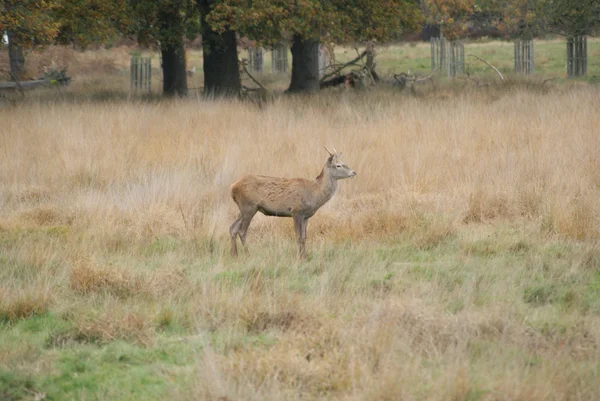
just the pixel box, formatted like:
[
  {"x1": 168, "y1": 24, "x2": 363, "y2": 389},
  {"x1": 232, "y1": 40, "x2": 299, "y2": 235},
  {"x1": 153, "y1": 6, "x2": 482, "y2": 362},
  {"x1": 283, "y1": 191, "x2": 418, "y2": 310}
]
[{"x1": 1, "y1": 42, "x2": 600, "y2": 400}]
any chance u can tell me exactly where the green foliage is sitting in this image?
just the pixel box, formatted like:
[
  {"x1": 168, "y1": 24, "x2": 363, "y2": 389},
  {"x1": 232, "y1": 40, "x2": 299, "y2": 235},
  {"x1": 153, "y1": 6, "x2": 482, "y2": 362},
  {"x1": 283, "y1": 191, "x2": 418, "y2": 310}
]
[
  {"x1": 0, "y1": 0, "x2": 62, "y2": 47},
  {"x1": 540, "y1": 0, "x2": 600, "y2": 36},
  {"x1": 53, "y1": 0, "x2": 130, "y2": 47},
  {"x1": 129, "y1": 0, "x2": 200, "y2": 48},
  {"x1": 207, "y1": 0, "x2": 423, "y2": 45},
  {"x1": 0, "y1": 371, "x2": 38, "y2": 401},
  {"x1": 424, "y1": 0, "x2": 476, "y2": 39}
]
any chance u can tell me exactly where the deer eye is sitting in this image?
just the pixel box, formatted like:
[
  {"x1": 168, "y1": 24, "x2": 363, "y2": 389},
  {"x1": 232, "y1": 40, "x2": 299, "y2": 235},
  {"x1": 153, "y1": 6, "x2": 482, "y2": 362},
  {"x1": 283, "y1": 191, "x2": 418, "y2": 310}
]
[{"x1": 336, "y1": 164, "x2": 342, "y2": 168}]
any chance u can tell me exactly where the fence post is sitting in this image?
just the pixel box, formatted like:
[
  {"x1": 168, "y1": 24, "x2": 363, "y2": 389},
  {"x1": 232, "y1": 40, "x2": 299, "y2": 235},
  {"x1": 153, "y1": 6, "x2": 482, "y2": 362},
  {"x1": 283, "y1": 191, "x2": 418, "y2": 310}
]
[
  {"x1": 514, "y1": 40, "x2": 534, "y2": 75},
  {"x1": 248, "y1": 47, "x2": 264, "y2": 73},
  {"x1": 431, "y1": 37, "x2": 435, "y2": 70},
  {"x1": 582, "y1": 36, "x2": 587, "y2": 76},
  {"x1": 566, "y1": 36, "x2": 586, "y2": 77},
  {"x1": 130, "y1": 56, "x2": 151, "y2": 93},
  {"x1": 567, "y1": 37, "x2": 573, "y2": 77},
  {"x1": 271, "y1": 43, "x2": 288, "y2": 73}
]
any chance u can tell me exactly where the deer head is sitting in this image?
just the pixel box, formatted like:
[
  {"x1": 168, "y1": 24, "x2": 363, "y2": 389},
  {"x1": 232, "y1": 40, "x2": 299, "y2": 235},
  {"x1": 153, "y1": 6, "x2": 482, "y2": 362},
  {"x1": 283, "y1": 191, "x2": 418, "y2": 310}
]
[{"x1": 325, "y1": 147, "x2": 356, "y2": 179}]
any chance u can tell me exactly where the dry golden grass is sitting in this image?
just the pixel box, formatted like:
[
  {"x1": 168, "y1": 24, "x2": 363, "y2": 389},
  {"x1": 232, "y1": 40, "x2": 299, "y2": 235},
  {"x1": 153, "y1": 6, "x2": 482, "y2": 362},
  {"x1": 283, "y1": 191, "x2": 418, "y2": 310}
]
[
  {"x1": 1, "y1": 85, "x2": 600, "y2": 400},
  {"x1": 3, "y1": 86, "x2": 599, "y2": 241}
]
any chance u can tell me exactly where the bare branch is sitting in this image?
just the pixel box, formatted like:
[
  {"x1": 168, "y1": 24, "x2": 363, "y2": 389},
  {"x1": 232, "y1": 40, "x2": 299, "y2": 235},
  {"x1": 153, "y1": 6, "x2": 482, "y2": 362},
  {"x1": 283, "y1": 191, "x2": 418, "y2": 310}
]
[
  {"x1": 320, "y1": 51, "x2": 367, "y2": 83},
  {"x1": 468, "y1": 54, "x2": 504, "y2": 82},
  {"x1": 239, "y1": 59, "x2": 269, "y2": 94}
]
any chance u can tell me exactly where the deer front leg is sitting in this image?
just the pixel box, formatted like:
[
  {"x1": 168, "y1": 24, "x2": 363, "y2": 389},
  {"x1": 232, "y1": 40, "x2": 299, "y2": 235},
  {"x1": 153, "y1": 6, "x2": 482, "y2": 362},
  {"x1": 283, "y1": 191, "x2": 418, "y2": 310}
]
[
  {"x1": 293, "y1": 214, "x2": 306, "y2": 260},
  {"x1": 301, "y1": 217, "x2": 308, "y2": 259}
]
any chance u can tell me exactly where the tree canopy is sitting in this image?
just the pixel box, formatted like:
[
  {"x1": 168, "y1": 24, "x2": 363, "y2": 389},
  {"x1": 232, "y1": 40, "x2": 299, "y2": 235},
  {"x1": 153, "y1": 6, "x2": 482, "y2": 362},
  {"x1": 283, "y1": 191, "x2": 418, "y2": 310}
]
[
  {"x1": 1, "y1": 0, "x2": 61, "y2": 46},
  {"x1": 540, "y1": 0, "x2": 600, "y2": 37},
  {"x1": 423, "y1": 0, "x2": 476, "y2": 39},
  {"x1": 206, "y1": 0, "x2": 423, "y2": 45}
]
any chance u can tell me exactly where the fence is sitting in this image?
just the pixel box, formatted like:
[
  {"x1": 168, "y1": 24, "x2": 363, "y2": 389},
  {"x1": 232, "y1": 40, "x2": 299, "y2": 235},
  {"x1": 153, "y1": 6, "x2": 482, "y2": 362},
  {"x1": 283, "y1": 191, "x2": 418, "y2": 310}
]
[
  {"x1": 130, "y1": 56, "x2": 151, "y2": 92},
  {"x1": 248, "y1": 47, "x2": 264, "y2": 73},
  {"x1": 514, "y1": 40, "x2": 534, "y2": 74},
  {"x1": 271, "y1": 43, "x2": 289, "y2": 73},
  {"x1": 431, "y1": 36, "x2": 464, "y2": 77},
  {"x1": 567, "y1": 36, "x2": 587, "y2": 77}
]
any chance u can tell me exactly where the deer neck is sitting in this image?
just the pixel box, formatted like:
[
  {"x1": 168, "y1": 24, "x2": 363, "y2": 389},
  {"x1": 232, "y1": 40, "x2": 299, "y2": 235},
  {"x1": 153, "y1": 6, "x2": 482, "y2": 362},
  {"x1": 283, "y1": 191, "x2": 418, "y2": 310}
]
[{"x1": 315, "y1": 167, "x2": 338, "y2": 206}]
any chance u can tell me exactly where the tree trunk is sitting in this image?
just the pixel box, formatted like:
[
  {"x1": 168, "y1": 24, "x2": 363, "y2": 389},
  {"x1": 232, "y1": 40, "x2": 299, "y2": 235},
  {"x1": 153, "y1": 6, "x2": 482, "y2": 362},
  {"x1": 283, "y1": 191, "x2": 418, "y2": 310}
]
[
  {"x1": 161, "y1": 41, "x2": 188, "y2": 96},
  {"x1": 7, "y1": 31, "x2": 25, "y2": 81},
  {"x1": 287, "y1": 35, "x2": 320, "y2": 93},
  {"x1": 198, "y1": 0, "x2": 241, "y2": 97}
]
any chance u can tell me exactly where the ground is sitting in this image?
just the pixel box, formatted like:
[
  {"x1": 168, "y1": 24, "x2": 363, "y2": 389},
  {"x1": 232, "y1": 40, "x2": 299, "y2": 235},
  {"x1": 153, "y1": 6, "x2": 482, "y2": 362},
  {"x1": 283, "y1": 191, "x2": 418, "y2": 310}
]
[{"x1": 0, "y1": 41, "x2": 600, "y2": 401}]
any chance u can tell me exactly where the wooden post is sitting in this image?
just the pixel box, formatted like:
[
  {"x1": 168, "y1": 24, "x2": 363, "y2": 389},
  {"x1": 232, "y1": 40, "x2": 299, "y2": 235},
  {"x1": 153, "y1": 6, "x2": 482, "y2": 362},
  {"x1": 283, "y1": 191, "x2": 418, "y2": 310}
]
[
  {"x1": 567, "y1": 37, "x2": 573, "y2": 77},
  {"x1": 582, "y1": 36, "x2": 587, "y2": 76},
  {"x1": 130, "y1": 56, "x2": 151, "y2": 92},
  {"x1": 566, "y1": 36, "x2": 586, "y2": 77},
  {"x1": 248, "y1": 47, "x2": 264, "y2": 74},
  {"x1": 145, "y1": 58, "x2": 151, "y2": 92},
  {"x1": 431, "y1": 37, "x2": 436, "y2": 70},
  {"x1": 271, "y1": 43, "x2": 289, "y2": 73},
  {"x1": 514, "y1": 40, "x2": 534, "y2": 75}
]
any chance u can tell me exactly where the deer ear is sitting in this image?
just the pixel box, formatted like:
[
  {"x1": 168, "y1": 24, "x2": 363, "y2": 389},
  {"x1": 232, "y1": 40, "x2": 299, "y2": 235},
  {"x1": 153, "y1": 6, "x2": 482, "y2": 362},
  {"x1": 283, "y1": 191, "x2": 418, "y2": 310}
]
[{"x1": 327, "y1": 154, "x2": 334, "y2": 163}]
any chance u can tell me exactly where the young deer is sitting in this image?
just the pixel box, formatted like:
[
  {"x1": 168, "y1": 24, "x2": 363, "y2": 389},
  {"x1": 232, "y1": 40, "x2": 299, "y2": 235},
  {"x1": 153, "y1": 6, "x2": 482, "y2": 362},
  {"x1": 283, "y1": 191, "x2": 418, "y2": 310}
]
[{"x1": 229, "y1": 148, "x2": 356, "y2": 259}]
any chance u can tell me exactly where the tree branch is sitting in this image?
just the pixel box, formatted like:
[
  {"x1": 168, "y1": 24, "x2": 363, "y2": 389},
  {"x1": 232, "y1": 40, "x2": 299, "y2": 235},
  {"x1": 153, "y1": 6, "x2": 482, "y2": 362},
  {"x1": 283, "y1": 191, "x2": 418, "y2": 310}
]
[
  {"x1": 320, "y1": 51, "x2": 367, "y2": 83},
  {"x1": 239, "y1": 59, "x2": 269, "y2": 93},
  {"x1": 468, "y1": 54, "x2": 504, "y2": 82}
]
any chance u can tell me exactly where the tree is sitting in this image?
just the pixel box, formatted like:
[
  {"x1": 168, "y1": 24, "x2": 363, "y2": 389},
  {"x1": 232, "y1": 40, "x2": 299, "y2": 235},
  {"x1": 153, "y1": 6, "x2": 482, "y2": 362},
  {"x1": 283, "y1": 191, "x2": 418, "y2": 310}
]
[
  {"x1": 424, "y1": 0, "x2": 476, "y2": 39},
  {"x1": 539, "y1": 0, "x2": 600, "y2": 37},
  {"x1": 0, "y1": 0, "x2": 61, "y2": 80},
  {"x1": 53, "y1": 0, "x2": 130, "y2": 48},
  {"x1": 208, "y1": 0, "x2": 423, "y2": 93},
  {"x1": 1, "y1": 0, "x2": 129, "y2": 81},
  {"x1": 129, "y1": 0, "x2": 198, "y2": 96},
  {"x1": 198, "y1": 0, "x2": 241, "y2": 97}
]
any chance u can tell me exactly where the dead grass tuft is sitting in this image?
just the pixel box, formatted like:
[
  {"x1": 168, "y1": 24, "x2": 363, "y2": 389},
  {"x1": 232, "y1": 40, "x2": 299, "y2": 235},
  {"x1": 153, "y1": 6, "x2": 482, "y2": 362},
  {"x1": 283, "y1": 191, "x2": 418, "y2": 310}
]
[
  {"x1": 49, "y1": 307, "x2": 154, "y2": 347},
  {"x1": 146, "y1": 266, "x2": 187, "y2": 297},
  {"x1": 241, "y1": 309, "x2": 321, "y2": 334},
  {"x1": 69, "y1": 261, "x2": 143, "y2": 298},
  {"x1": 19, "y1": 207, "x2": 63, "y2": 226},
  {"x1": 546, "y1": 194, "x2": 600, "y2": 240},
  {"x1": 464, "y1": 189, "x2": 513, "y2": 223},
  {"x1": 0, "y1": 287, "x2": 53, "y2": 323}
]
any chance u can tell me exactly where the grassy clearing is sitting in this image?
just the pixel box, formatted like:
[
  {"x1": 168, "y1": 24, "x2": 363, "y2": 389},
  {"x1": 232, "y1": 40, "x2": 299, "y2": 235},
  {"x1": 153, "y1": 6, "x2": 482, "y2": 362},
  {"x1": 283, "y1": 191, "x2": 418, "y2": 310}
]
[
  {"x1": 1, "y1": 80, "x2": 600, "y2": 400},
  {"x1": 1, "y1": 38, "x2": 599, "y2": 96}
]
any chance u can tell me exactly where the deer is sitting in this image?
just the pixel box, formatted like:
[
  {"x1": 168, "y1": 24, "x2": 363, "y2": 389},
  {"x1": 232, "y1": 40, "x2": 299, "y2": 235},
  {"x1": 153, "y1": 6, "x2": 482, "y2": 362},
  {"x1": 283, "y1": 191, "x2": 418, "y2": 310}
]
[{"x1": 229, "y1": 148, "x2": 356, "y2": 259}]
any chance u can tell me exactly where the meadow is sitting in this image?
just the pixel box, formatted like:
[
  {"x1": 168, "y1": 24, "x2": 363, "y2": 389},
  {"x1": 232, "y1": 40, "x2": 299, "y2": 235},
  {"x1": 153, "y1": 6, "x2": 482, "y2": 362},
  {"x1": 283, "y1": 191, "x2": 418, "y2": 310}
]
[{"x1": 1, "y1": 41, "x2": 600, "y2": 400}]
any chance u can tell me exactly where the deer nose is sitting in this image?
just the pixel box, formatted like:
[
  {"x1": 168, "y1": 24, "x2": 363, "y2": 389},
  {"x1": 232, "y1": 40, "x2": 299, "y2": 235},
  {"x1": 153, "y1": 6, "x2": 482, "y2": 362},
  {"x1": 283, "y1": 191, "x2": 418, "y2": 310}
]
[{"x1": 351, "y1": 170, "x2": 357, "y2": 176}]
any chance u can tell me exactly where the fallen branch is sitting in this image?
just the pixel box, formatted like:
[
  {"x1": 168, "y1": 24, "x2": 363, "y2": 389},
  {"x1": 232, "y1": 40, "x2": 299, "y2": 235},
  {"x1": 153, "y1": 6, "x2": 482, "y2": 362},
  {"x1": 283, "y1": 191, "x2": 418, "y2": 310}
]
[
  {"x1": 320, "y1": 51, "x2": 367, "y2": 83},
  {"x1": 239, "y1": 59, "x2": 269, "y2": 94},
  {"x1": 320, "y1": 72, "x2": 360, "y2": 89},
  {"x1": 393, "y1": 72, "x2": 433, "y2": 85},
  {"x1": 468, "y1": 54, "x2": 504, "y2": 82},
  {"x1": 354, "y1": 48, "x2": 379, "y2": 83},
  {"x1": 0, "y1": 77, "x2": 71, "y2": 91}
]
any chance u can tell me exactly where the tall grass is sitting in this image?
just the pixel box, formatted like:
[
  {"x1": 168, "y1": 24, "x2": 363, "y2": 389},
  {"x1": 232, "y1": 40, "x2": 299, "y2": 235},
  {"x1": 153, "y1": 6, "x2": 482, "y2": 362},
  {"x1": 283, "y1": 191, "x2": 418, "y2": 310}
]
[
  {"x1": 1, "y1": 86, "x2": 599, "y2": 400},
  {"x1": 2, "y1": 87, "x2": 599, "y2": 242}
]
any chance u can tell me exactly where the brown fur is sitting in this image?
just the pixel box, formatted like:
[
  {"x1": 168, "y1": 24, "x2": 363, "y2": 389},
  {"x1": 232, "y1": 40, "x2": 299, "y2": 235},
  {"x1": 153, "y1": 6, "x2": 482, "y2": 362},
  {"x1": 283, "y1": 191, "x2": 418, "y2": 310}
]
[{"x1": 229, "y1": 152, "x2": 356, "y2": 259}]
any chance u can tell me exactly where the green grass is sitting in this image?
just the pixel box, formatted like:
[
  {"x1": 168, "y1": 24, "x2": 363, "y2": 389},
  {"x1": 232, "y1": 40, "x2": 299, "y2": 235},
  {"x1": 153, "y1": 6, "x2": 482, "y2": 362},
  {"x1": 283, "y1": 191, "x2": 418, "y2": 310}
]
[
  {"x1": 196, "y1": 38, "x2": 600, "y2": 83},
  {"x1": 122, "y1": 38, "x2": 600, "y2": 94},
  {"x1": 1, "y1": 223, "x2": 599, "y2": 400}
]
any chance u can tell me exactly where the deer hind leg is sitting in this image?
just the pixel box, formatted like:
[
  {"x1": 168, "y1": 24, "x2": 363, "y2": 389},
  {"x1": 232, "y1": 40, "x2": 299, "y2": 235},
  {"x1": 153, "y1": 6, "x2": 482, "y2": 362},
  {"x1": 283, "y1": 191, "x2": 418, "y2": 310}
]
[
  {"x1": 293, "y1": 214, "x2": 307, "y2": 260},
  {"x1": 238, "y1": 208, "x2": 257, "y2": 255},
  {"x1": 230, "y1": 214, "x2": 243, "y2": 257}
]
